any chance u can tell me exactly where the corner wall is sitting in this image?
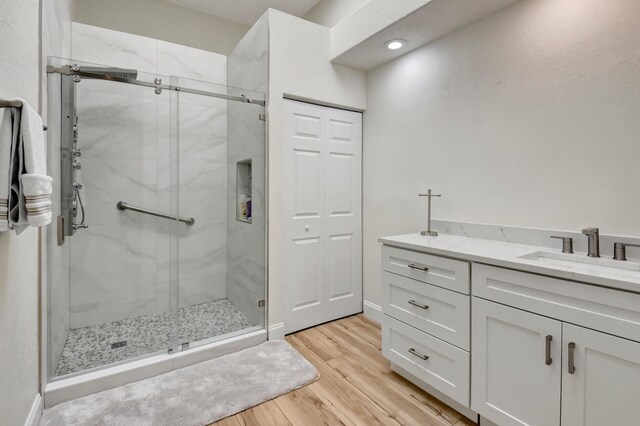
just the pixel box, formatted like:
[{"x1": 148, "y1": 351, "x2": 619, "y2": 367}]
[
  {"x1": 0, "y1": 1, "x2": 42, "y2": 424},
  {"x1": 226, "y1": 14, "x2": 269, "y2": 327},
  {"x1": 266, "y1": 9, "x2": 367, "y2": 331},
  {"x1": 363, "y1": 0, "x2": 640, "y2": 308}
]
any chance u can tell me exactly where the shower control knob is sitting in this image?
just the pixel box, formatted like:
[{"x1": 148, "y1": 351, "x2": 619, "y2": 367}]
[
  {"x1": 305, "y1": 225, "x2": 310, "y2": 232},
  {"x1": 73, "y1": 183, "x2": 83, "y2": 190},
  {"x1": 73, "y1": 161, "x2": 82, "y2": 171},
  {"x1": 73, "y1": 149, "x2": 82, "y2": 157}
]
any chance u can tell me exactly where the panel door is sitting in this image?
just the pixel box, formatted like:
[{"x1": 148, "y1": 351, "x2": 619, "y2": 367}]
[
  {"x1": 561, "y1": 323, "x2": 640, "y2": 426},
  {"x1": 283, "y1": 99, "x2": 362, "y2": 334},
  {"x1": 471, "y1": 298, "x2": 561, "y2": 426}
]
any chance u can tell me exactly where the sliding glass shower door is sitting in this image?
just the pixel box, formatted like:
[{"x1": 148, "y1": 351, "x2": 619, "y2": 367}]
[
  {"x1": 48, "y1": 60, "x2": 180, "y2": 377},
  {"x1": 172, "y1": 76, "x2": 266, "y2": 350},
  {"x1": 47, "y1": 58, "x2": 266, "y2": 380}
]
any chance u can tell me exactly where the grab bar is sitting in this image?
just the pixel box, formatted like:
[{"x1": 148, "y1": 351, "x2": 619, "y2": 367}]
[{"x1": 116, "y1": 201, "x2": 195, "y2": 226}]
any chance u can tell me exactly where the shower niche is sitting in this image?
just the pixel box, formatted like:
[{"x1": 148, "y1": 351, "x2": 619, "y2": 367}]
[{"x1": 236, "y1": 159, "x2": 252, "y2": 223}]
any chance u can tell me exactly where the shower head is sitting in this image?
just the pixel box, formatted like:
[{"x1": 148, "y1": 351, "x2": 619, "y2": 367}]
[{"x1": 77, "y1": 66, "x2": 138, "y2": 80}]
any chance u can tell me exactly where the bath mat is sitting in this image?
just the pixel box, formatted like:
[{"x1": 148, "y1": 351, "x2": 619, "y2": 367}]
[{"x1": 41, "y1": 340, "x2": 318, "y2": 426}]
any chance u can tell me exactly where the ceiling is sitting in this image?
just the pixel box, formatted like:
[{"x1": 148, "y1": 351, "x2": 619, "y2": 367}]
[
  {"x1": 332, "y1": 0, "x2": 521, "y2": 71},
  {"x1": 166, "y1": 0, "x2": 322, "y2": 26}
]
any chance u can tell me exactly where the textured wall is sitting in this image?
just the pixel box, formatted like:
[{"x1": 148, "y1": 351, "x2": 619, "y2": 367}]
[
  {"x1": 0, "y1": 1, "x2": 41, "y2": 424},
  {"x1": 364, "y1": 0, "x2": 640, "y2": 308},
  {"x1": 303, "y1": 0, "x2": 371, "y2": 28},
  {"x1": 267, "y1": 10, "x2": 367, "y2": 329}
]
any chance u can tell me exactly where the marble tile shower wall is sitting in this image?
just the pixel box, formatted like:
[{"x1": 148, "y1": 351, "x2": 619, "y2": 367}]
[
  {"x1": 43, "y1": 0, "x2": 73, "y2": 378},
  {"x1": 227, "y1": 16, "x2": 269, "y2": 327},
  {"x1": 69, "y1": 23, "x2": 228, "y2": 328}
]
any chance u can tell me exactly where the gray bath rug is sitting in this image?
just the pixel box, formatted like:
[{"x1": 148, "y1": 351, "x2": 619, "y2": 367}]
[{"x1": 41, "y1": 340, "x2": 318, "y2": 426}]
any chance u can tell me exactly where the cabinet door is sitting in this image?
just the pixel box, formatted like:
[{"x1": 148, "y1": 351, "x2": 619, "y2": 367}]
[
  {"x1": 562, "y1": 324, "x2": 640, "y2": 425},
  {"x1": 471, "y1": 298, "x2": 561, "y2": 426}
]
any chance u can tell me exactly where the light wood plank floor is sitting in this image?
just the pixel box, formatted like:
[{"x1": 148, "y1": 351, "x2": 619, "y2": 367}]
[{"x1": 211, "y1": 314, "x2": 476, "y2": 426}]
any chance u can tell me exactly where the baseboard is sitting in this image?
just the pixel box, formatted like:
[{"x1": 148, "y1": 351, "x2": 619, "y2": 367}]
[
  {"x1": 25, "y1": 393, "x2": 43, "y2": 426},
  {"x1": 268, "y1": 322, "x2": 285, "y2": 340},
  {"x1": 363, "y1": 300, "x2": 382, "y2": 324}
]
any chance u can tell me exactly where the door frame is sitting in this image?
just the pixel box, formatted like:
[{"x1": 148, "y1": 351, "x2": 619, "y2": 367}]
[{"x1": 281, "y1": 96, "x2": 364, "y2": 334}]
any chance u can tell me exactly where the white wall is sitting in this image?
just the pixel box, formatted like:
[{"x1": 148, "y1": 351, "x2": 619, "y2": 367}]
[
  {"x1": 303, "y1": 0, "x2": 371, "y2": 28},
  {"x1": 364, "y1": 0, "x2": 640, "y2": 307},
  {"x1": 266, "y1": 9, "x2": 367, "y2": 329},
  {"x1": 70, "y1": 0, "x2": 249, "y2": 55},
  {"x1": 0, "y1": 1, "x2": 42, "y2": 424},
  {"x1": 227, "y1": 15, "x2": 269, "y2": 328}
]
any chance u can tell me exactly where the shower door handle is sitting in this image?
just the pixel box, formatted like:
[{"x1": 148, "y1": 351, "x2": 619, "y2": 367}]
[{"x1": 117, "y1": 201, "x2": 195, "y2": 226}]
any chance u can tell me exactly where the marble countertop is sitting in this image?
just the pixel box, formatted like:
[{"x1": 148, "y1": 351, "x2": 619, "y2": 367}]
[{"x1": 379, "y1": 233, "x2": 640, "y2": 294}]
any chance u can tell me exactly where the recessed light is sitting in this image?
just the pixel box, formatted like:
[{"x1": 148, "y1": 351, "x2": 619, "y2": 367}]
[{"x1": 385, "y1": 39, "x2": 407, "y2": 50}]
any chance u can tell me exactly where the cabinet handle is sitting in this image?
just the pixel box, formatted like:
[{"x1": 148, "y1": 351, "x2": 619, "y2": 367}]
[
  {"x1": 408, "y1": 300, "x2": 429, "y2": 310},
  {"x1": 408, "y1": 263, "x2": 429, "y2": 272},
  {"x1": 408, "y1": 348, "x2": 429, "y2": 360},
  {"x1": 545, "y1": 335, "x2": 553, "y2": 365},
  {"x1": 568, "y1": 342, "x2": 576, "y2": 374}
]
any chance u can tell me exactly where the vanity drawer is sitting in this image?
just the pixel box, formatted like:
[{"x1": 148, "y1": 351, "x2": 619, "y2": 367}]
[
  {"x1": 382, "y1": 315, "x2": 470, "y2": 407},
  {"x1": 382, "y1": 245, "x2": 470, "y2": 294},
  {"x1": 473, "y1": 263, "x2": 640, "y2": 342},
  {"x1": 382, "y1": 271, "x2": 470, "y2": 350}
]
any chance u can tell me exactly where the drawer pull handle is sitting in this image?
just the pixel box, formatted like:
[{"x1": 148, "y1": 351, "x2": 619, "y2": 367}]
[
  {"x1": 408, "y1": 348, "x2": 429, "y2": 361},
  {"x1": 545, "y1": 335, "x2": 553, "y2": 365},
  {"x1": 408, "y1": 300, "x2": 429, "y2": 310},
  {"x1": 408, "y1": 263, "x2": 429, "y2": 272},
  {"x1": 568, "y1": 342, "x2": 576, "y2": 374}
]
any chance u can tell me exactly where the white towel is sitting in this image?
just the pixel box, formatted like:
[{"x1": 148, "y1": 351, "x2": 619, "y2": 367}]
[
  {"x1": 17, "y1": 99, "x2": 52, "y2": 228},
  {"x1": 0, "y1": 109, "x2": 12, "y2": 231},
  {"x1": 0, "y1": 98, "x2": 52, "y2": 233},
  {"x1": 5, "y1": 105, "x2": 25, "y2": 233}
]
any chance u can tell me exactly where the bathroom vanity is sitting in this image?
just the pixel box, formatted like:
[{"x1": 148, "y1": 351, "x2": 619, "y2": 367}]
[{"x1": 379, "y1": 230, "x2": 640, "y2": 425}]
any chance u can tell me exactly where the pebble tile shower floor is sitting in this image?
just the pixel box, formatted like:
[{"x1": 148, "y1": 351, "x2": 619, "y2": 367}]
[{"x1": 55, "y1": 299, "x2": 255, "y2": 376}]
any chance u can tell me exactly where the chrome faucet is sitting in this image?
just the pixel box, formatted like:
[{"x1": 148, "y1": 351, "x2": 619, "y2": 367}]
[
  {"x1": 613, "y1": 242, "x2": 640, "y2": 261},
  {"x1": 582, "y1": 227, "x2": 600, "y2": 257}
]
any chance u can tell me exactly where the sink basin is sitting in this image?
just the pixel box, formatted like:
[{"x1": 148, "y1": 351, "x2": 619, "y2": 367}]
[{"x1": 518, "y1": 251, "x2": 640, "y2": 273}]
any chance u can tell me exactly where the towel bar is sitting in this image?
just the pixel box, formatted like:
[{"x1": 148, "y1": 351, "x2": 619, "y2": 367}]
[{"x1": 0, "y1": 100, "x2": 48, "y2": 130}]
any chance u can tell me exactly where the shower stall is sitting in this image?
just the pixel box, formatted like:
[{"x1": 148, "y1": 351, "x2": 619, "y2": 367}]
[{"x1": 45, "y1": 57, "x2": 267, "y2": 382}]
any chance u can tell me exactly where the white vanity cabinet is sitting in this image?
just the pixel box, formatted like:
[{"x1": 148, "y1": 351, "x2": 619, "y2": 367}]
[
  {"x1": 380, "y1": 234, "x2": 640, "y2": 426},
  {"x1": 561, "y1": 323, "x2": 640, "y2": 425},
  {"x1": 471, "y1": 298, "x2": 562, "y2": 426},
  {"x1": 380, "y1": 245, "x2": 472, "y2": 409},
  {"x1": 471, "y1": 265, "x2": 640, "y2": 426}
]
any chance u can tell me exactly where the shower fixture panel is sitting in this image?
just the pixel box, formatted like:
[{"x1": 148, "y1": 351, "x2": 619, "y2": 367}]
[{"x1": 59, "y1": 73, "x2": 88, "y2": 244}]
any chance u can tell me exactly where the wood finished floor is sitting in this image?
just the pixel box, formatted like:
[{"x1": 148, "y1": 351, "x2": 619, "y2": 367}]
[{"x1": 210, "y1": 314, "x2": 476, "y2": 426}]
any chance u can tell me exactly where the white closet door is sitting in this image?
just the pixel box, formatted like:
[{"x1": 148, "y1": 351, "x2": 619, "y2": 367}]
[{"x1": 283, "y1": 99, "x2": 362, "y2": 334}]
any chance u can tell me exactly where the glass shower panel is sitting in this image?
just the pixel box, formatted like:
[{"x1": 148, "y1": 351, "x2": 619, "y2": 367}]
[
  {"x1": 47, "y1": 59, "x2": 179, "y2": 378},
  {"x1": 47, "y1": 57, "x2": 267, "y2": 380},
  {"x1": 173, "y1": 76, "x2": 266, "y2": 350}
]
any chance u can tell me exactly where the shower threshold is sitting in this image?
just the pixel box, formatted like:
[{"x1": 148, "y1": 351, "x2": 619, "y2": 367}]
[{"x1": 55, "y1": 299, "x2": 255, "y2": 377}]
